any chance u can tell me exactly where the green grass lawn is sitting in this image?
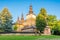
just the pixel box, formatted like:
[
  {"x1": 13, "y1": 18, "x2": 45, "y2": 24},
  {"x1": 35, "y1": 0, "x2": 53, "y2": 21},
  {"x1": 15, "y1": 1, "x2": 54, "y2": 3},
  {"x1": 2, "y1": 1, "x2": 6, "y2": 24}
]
[{"x1": 0, "y1": 35, "x2": 60, "y2": 40}]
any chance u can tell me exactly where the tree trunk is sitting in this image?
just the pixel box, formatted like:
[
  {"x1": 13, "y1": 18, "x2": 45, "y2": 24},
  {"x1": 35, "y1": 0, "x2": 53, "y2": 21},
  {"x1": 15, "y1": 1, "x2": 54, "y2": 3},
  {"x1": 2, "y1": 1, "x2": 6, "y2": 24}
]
[{"x1": 38, "y1": 31, "x2": 41, "y2": 35}]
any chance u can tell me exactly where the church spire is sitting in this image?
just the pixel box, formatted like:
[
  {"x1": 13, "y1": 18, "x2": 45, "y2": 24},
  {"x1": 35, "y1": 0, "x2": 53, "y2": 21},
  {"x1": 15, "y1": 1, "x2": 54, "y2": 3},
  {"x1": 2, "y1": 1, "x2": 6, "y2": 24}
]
[
  {"x1": 16, "y1": 17, "x2": 20, "y2": 24},
  {"x1": 21, "y1": 13, "x2": 24, "y2": 24},
  {"x1": 17, "y1": 17, "x2": 20, "y2": 21},
  {"x1": 29, "y1": 4, "x2": 33, "y2": 14},
  {"x1": 21, "y1": 13, "x2": 24, "y2": 20}
]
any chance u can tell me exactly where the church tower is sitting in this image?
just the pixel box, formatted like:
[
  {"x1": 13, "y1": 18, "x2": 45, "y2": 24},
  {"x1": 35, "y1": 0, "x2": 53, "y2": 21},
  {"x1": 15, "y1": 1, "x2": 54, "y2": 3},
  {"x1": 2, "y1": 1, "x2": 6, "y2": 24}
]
[
  {"x1": 15, "y1": 5, "x2": 36, "y2": 32},
  {"x1": 29, "y1": 5, "x2": 33, "y2": 14},
  {"x1": 21, "y1": 13, "x2": 24, "y2": 24},
  {"x1": 15, "y1": 17, "x2": 21, "y2": 32},
  {"x1": 16, "y1": 16, "x2": 25, "y2": 32},
  {"x1": 26, "y1": 5, "x2": 36, "y2": 26},
  {"x1": 16, "y1": 17, "x2": 20, "y2": 24}
]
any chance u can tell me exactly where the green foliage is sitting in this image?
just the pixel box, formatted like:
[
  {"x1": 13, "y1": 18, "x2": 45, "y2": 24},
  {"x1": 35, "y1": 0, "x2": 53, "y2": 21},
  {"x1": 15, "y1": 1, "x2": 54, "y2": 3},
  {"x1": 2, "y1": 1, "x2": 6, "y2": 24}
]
[
  {"x1": 53, "y1": 20, "x2": 60, "y2": 34},
  {"x1": 0, "y1": 15, "x2": 3, "y2": 31},
  {"x1": 47, "y1": 15, "x2": 60, "y2": 35},
  {"x1": 47, "y1": 15, "x2": 57, "y2": 30},
  {"x1": 13, "y1": 25, "x2": 17, "y2": 31},
  {"x1": 36, "y1": 8, "x2": 47, "y2": 33},
  {"x1": 0, "y1": 8, "x2": 13, "y2": 32},
  {"x1": 56, "y1": 20, "x2": 60, "y2": 31},
  {"x1": 40, "y1": 8, "x2": 47, "y2": 17}
]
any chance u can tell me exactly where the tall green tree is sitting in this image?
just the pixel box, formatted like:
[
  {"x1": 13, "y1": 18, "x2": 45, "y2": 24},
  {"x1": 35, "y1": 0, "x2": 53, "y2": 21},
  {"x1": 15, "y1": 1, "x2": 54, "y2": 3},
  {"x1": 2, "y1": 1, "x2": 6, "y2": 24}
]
[
  {"x1": 1, "y1": 8, "x2": 13, "y2": 32},
  {"x1": 53, "y1": 20, "x2": 60, "y2": 35},
  {"x1": 36, "y1": 8, "x2": 47, "y2": 33},
  {"x1": 47, "y1": 15, "x2": 57, "y2": 34},
  {"x1": 47, "y1": 15, "x2": 57, "y2": 30},
  {"x1": 54, "y1": 20, "x2": 60, "y2": 31}
]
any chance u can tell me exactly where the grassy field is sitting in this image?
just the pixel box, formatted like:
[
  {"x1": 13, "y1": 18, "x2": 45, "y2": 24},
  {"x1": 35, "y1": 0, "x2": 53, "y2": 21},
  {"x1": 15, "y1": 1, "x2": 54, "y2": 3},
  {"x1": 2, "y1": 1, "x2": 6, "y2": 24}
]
[{"x1": 0, "y1": 35, "x2": 60, "y2": 40}]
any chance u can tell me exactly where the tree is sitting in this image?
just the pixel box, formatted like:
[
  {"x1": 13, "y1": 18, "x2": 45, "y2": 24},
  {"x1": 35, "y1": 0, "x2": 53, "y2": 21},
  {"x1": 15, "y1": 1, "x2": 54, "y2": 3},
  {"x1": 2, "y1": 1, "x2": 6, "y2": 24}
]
[
  {"x1": 56, "y1": 20, "x2": 60, "y2": 31},
  {"x1": 47, "y1": 15, "x2": 57, "y2": 30},
  {"x1": 47, "y1": 15, "x2": 57, "y2": 34},
  {"x1": 1, "y1": 8, "x2": 13, "y2": 32},
  {"x1": 0, "y1": 14, "x2": 3, "y2": 31},
  {"x1": 36, "y1": 8, "x2": 47, "y2": 34},
  {"x1": 53, "y1": 20, "x2": 60, "y2": 35},
  {"x1": 13, "y1": 25, "x2": 17, "y2": 31}
]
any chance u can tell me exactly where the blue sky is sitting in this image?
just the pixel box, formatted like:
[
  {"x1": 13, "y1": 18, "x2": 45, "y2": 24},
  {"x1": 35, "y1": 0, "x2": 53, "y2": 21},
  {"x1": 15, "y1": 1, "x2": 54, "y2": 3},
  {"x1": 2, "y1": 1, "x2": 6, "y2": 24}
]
[{"x1": 0, "y1": 0, "x2": 60, "y2": 22}]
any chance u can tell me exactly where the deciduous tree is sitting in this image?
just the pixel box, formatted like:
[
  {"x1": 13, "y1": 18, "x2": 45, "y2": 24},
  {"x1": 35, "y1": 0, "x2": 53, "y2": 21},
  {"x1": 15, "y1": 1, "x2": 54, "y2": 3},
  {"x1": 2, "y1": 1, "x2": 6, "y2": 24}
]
[{"x1": 36, "y1": 8, "x2": 47, "y2": 34}]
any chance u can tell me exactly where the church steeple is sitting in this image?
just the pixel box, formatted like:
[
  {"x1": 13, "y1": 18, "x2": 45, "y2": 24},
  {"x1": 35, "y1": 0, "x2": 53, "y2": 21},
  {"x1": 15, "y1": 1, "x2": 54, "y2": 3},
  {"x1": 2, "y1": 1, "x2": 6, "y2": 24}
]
[
  {"x1": 17, "y1": 17, "x2": 20, "y2": 24},
  {"x1": 17, "y1": 17, "x2": 20, "y2": 21},
  {"x1": 21, "y1": 13, "x2": 24, "y2": 20},
  {"x1": 29, "y1": 4, "x2": 33, "y2": 14},
  {"x1": 21, "y1": 13, "x2": 24, "y2": 24}
]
